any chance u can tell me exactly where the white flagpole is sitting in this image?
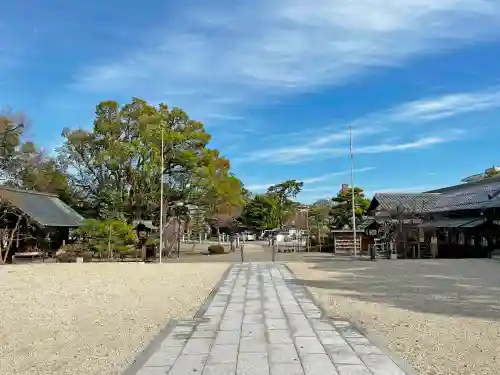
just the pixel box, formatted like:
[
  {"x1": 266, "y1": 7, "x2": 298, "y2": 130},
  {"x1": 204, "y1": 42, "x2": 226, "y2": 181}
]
[
  {"x1": 159, "y1": 128, "x2": 164, "y2": 264},
  {"x1": 349, "y1": 126, "x2": 357, "y2": 259}
]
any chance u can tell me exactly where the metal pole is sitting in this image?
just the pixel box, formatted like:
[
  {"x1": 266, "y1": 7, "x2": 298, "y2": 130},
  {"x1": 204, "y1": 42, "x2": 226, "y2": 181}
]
[
  {"x1": 306, "y1": 209, "x2": 310, "y2": 252},
  {"x1": 177, "y1": 219, "x2": 181, "y2": 259},
  {"x1": 349, "y1": 126, "x2": 357, "y2": 259},
  {"x1": 159, "y1": 128, "x2": 164, "y2": 264}
]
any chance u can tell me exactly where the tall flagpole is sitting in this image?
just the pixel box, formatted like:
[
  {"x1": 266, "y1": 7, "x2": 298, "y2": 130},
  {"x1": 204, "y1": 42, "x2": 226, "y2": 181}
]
[
  {"x1": 349, "y1": 126, "x2": 357, "y2": 259},
  {"x1": 159, "y1": 128, "x2": 164, "y2": 264}
]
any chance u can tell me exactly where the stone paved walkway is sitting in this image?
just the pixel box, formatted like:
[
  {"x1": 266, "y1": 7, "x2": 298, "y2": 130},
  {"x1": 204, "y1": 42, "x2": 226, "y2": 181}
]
[{"x1": 133, "y1": 263, "x2": 411, "y2": 375}]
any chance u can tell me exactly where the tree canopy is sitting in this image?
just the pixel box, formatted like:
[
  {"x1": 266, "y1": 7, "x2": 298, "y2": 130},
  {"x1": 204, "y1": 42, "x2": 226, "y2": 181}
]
[
  {"x1": 2, "y1": 97, "x2": 376, "y2": 254},
  {"x1": 1, "y1": 99, "x2": 245, "y2": 239},
  {"x1": 267, "y1": 180, "x2": 303, "y2": 228},
  {"x1": 330, "y1": 186, "x2": 370, "y2": 228}
]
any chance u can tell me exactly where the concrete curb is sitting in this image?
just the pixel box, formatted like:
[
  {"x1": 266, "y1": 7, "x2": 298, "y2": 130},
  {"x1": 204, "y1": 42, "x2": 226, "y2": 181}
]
[
  {"x1": 122, "y1": 263, "x2": 233, "y2": 375},
  {"x1": 122, "y1": 319, "x2": 179, "y2": 375},
  {"x1": 194, "y1": 263, "x2": 233, "y2": 319},
  {"x1": 283, "y1": 263, "x2": 420, "y2": 375}
]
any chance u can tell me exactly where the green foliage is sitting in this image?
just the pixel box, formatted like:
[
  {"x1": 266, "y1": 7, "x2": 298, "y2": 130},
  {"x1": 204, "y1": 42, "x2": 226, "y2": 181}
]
[
  {"x1": 3, "y1": 98, "x2": 245, "y2": 244},
  {"x1": 56, "y1": 242, "x2": 93, "y2": 263},
  {"x1": 241, "y1": 194, "x2": 280, "y2": 232},
  {"x1": 57, "y1": 98, "x2": 219, "y2": 220},
  {"x1": 74, "y1": 219, "x2": 137, "y2": 257},
  {"x1": 309, "y1": 199, "x2": 332, "y2": 226},
  {"x1": 197, "y1": 152, "x2": 245, "y2": 230},
  {"x1": 485, "y1": 167, "x2": 499, "y2": 178},
  {"x1": 0, "y1": 110, "x2": 71, "y2": 199},
  {"x1": 208, "y1": 244, "x2": 225, "y2": 254},
  {"x1": 267, "y1": 180, "x2": 303, "y2": 228},
  {"x1": 330, "y1": 186, "x2": 370, "y2": 228}
]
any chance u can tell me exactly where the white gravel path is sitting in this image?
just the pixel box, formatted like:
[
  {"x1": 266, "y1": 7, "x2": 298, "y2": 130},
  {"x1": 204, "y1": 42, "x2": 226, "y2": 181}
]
[
  {"x1": 288, "y1": 259, "x2": 500, "y2": 375},
  {"x1": 0, "y1": 263, "x2": 229, "y2": 375}
]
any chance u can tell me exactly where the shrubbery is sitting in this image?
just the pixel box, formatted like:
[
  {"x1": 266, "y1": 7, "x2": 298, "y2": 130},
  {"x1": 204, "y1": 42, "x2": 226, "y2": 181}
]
[
  {"x1": 208, "y1": 244, "x2": 225, "y2": 254},
  {"x1": 71, "y1": 219, "x2": 138, "y2": 260}
]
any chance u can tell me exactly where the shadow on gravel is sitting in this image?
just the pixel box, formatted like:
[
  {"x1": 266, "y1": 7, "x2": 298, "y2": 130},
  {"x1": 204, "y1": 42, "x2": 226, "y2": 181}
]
[{"x1": 288, "y1": 256, "x2": 500, "y2": 320}]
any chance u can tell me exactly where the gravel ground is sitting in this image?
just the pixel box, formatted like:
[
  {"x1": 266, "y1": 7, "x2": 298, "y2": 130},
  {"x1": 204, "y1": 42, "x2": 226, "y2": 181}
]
[
  {"x1": 288, "y1": 258, "x2": 500, "y2": 375},
  {"x1": 0, "y1": 263, "x2": 229, "y2": 375}
]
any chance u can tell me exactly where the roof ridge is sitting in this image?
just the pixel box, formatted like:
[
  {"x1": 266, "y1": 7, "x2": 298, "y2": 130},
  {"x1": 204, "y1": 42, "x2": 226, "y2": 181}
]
[
  {"x1": 0, "y1": 185, "x2": 58, "y2": 197},
  {"x1": 375, "y1": 192, "x2": 441, "y2": 196},
  {"x1": 427, "y1": 173, "x2": 500, "y2": 193}
]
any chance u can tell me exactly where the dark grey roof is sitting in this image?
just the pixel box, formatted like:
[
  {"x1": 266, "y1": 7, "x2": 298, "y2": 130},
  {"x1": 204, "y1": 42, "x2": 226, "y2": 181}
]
[
  {"x1": 418, "y1": 217, "x2": 485, "y2": 229},
  {"x1": 0, "y1": 186, "x2": 84, "y2": 227},
  {"x1": 461, "y1": 218, "x2": 487, "y2": 228},
  {"x1": 331, "y1": 229, "x2": 364, "y2": 233},
  {"x1": 357, "y1": 218, "x2": 375, "y2": 230},
  {"x1": 132, "y1": 220, "x2": 158, "y2": 230},
  {"x1": 428, "y1": 182, "x2": 500, "y2": 212},
  {"x1": 369, "y1": 193, "x2": 441, "y2": 214},
  {"x1": 426, "y1": 174, "x2": 500, "y2": 194}
]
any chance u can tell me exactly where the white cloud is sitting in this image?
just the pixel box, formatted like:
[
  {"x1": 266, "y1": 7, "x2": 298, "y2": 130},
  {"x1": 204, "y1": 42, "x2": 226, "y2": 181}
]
[
  {"x1": 240, "y1": 128, "x2": 464, "y2": 164},
  {"x1": 66, "y1": 0, "x2": 500, "y2": 112},
  {"x1": 244, "y1": 183, "x2": 275, "y2": 192},
  {"x1": 236, "y1": 83, "x2": 488, "y2": 165},
  {"x1": 245, "y1": 167, "x2": 375, "y2": 192},
  {"x1": 363, "y1": 185, "x2": 443, "y2": 197},
  {"x1": 206, "y1": 113, "x2": 245, "y2": 121},
  {"x1": 302, "y1": 167, "x2": 375, "y2": 183},
  {"x1": 356, "y1": 130, "x2": 464, "y2": 154},
  {"x1": 386, "y1": 89, "x2": 500, "y2": 123}
]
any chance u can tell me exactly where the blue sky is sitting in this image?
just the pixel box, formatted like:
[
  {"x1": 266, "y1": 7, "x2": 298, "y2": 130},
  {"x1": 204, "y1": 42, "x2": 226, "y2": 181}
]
[{"x1": 3, "y1": 1, "x2": 500, "y2": 202}]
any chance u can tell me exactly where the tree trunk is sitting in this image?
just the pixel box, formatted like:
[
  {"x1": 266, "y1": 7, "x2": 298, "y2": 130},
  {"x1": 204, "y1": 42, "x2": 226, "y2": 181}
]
[
  {"x1": 318, "y1": 221, "x2": 322, "y2": 252},
  {"x1": 166, "y1": 241, "x2": 175, "y2": 257},
  {"x1": 217, "y1": 227, "x2": 220, "y2": 243},
  {"x1": 177, "y1": 219, "x2": 181, "y2": 258},
  {"x1": 1, "y1": 216, "x2": 21, "y2": 264}
]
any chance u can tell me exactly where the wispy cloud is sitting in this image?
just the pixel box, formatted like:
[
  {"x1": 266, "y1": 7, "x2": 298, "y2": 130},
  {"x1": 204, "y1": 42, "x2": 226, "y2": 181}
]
[
  {"x1": 356, "y1": 130, "x2": 464, "y2": 154},
  {"x1": 206, "y1": 113, "x2": 245, "y2": 121},
  {"x1": 240, "y1": 126, "x2": 465, "y2": 164},
  {"x1": 302, "y1": 167, "x2": 375, "y2": 183},
  {"x1": 385, "y1": 88, "x2": 500, "y2": 123},
  {"x1": 363, "y1": 185, "x2": 443, "y2": 197},
  {"x1": 64, "y1": 0, "x2": 500, "y2": 113},
  {"x1": 245, "y1": 167, "x2": 375, "y2": 192}
]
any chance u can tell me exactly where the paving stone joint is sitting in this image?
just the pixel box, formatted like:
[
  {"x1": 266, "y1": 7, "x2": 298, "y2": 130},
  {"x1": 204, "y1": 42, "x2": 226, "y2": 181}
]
[{"x1": 132, "y1": 263, "x2": 410, "y2": 375}]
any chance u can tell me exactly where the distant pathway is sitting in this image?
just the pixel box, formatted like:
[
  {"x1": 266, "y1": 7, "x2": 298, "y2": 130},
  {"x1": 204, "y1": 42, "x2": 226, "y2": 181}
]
[{"x1": 130, "y1": 263, "x2": 411, "y2": 375}]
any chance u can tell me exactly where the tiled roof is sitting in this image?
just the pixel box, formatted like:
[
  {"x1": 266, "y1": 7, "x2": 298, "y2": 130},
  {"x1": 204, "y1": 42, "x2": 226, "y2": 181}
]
[
  {"x1": 357, "y1": 218, "x2": 375, "y2": 230},
  {"x1": 0, "y1": 186, "x2": 84, "y2": 227},
  {"x1": 132, "y1": 220, "x2": 158, "y2": 230},
  {"x1": 369, "y1": 193, "x2": 441, "y2": 214},
  {"x1": 370, "y1": 180, "x2": 500, "y2": 214},
  {"x1": 418, "y1": 217, "x2": 485, "y2": 229},
  {"x1": 429, "y1": 181, "x2": 500, "y2": 212},
  {"x1": 426, "y1": 174, "x2": 500, "y2": 194}
]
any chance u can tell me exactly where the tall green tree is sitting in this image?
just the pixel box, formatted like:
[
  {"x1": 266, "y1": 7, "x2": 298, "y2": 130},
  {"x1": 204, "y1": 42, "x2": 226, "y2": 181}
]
[
  {"x1": 0, "y1": 110, "x2": 24, "y2": 182},
  {"x1": 241, "y1": 194, "x2": 280, "y2": 232},
  {"x1": 267, "y1": 180, "x2": 303, "y2": 228},
  {"x1": 330, "y1": 186, "x2": 370, "y2": 228},
  {"x1": 197, "y1": 153, "x2": 244, "y2": 238},
  {"x1": 0, "y1": 109, "x2": 71, "y2": 199},
  {"x1": 57, "y1": 98, "x2": 213, "y2": 220}
]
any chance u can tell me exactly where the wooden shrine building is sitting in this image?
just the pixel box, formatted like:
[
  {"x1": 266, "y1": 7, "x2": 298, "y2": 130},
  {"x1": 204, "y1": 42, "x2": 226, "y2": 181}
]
[{"x1": 367, "y1": 175, "x2": 500, "y2": 258}]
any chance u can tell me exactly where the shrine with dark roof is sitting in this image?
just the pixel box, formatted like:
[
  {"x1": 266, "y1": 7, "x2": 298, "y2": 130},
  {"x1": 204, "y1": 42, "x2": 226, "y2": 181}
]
[{"x1": 364, "y1": 175, "x2": 500, "y2": 259}]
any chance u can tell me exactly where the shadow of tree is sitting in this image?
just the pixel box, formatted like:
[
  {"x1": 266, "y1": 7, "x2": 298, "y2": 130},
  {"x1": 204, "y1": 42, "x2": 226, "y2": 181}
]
[{"x1": 288, "y1": 256, "x2": 500, "y2": 320}]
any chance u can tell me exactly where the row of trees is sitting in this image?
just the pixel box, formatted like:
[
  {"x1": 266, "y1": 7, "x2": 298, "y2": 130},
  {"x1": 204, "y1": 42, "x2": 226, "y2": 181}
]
[
  {"x1": 1, "y1": 98, "x2": 372, "y2": 260},
  {"x1": 239, "y1": 180, "x2": 371, "y2": 234},
  {"x1": 1, "y1": 99, "x2": 245, "y2": 259}
]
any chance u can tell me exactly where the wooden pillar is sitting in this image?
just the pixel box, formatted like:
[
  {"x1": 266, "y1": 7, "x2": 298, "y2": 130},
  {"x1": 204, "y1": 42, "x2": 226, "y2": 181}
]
[
  {"x1": 333, "y1": 232, "x2": 336, "y2": 255},
  {"x1": 417, "y1": 228, "x2": 421, "y2": 259}
]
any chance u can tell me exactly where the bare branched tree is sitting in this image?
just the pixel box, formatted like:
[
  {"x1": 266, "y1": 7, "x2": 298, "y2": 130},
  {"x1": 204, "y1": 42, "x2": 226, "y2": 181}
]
[{"x1": 0, "y1": 197, "x2": 30, "y2": 264}]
